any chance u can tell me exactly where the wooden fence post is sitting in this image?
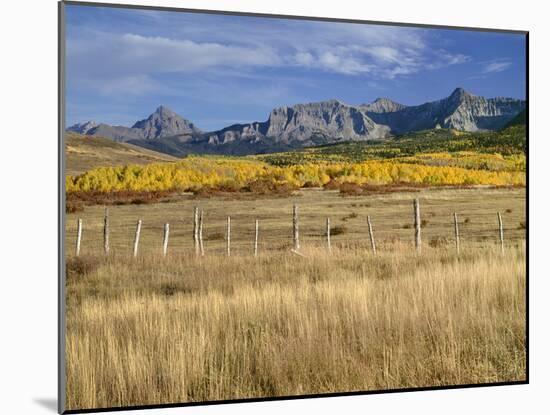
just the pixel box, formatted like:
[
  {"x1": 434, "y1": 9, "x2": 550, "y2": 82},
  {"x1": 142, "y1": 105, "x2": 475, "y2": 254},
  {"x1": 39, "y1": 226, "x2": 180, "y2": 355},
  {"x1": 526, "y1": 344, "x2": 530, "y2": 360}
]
[
  {"x1": 326, "y1": 217, "x2": 331, "y2": 253},
  {"x1": 254, "y1": 219, "x2": 259, "y2": 257},
  {"x1": 413, "y1": 199, "x2": 421, "y2": 252},
  {"x1": 193, "y1": 207, "x2": 199, "y2": 256},
  {"x1": 75, "y1": 218, "x2": 82, "y2": 256},
  {"x1": 103, "y1": 208, "x2": 110, "y2": 255},
  {"x1": 367, "y1": 215, "x2": 376, "y2": 254},
  {"x1": 293, "y1": 204, "x2": 300, "y2": 251},
  {"x1": 497, "y1": 212, "x2": 504, "y2": 254},
  {"x1": 133, "y1": 219, "x2": 142, "y2": 258},
  {"x1": 453, "y1": 212, "x2": 460, "y2": 255},
  {"x1": 163, "y1": 223, "x2": 169, "y2": 257},
  {"x1": 199, "y1": 210, "x2": 204, "y2": 256},
  {"x1": 226, "y1": 216, "x2": 231, "y2": 256}
]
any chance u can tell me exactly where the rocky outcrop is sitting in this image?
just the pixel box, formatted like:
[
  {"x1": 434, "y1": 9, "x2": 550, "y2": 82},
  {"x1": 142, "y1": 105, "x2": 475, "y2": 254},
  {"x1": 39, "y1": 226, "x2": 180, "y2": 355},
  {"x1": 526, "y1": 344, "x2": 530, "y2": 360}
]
[
  {"x1": 66, "y1": 120, "x2": 99, "y2": 135},
  {"x1": 264, "y1": 100, "x2": 391, "y2": 143},
  {"x1": 364, "y1": 88, "x2": 525, "y2": 134},
  {"x1": 360, "y1": 97, "x2": 407, "y2": 113},
  {"x1": 206, "y1": 100, "x2": 391, "y2": 146}
]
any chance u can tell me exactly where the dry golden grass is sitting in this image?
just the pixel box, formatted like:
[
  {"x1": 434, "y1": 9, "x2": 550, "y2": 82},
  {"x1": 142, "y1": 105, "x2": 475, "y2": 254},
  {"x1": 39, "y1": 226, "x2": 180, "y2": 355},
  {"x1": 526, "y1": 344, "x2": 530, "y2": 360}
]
[
  {"x1": 65, "y1": 187, "x2": 526, "y2": 256},
  {"x1": 65, "y1": 133, "x2": 178, "y2": 176},
  {"x1": 65, "y1": 241, "x2": 526, "y2": 411},
  {"x1": 64, "y1": 188, "x2": 526, "y2": 410}
]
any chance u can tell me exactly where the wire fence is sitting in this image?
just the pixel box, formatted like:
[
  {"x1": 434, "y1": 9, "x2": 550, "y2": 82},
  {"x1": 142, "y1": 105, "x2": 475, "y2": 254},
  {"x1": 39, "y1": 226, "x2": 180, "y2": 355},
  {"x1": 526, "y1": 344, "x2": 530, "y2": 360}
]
[{"x1": 66, "y1": 197, "x2": 526, "y2": 258}]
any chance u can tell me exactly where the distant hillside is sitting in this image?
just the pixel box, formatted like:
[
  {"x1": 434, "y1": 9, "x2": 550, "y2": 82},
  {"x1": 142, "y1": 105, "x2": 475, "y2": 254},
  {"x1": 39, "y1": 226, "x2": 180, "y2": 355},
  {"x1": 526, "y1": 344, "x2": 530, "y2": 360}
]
[
  {"x1": 65, "y1": 132, "x2": 178, "y2": 175},
  {"x1": 255, "y1": 125, "x2": 526, "y2": 166}
]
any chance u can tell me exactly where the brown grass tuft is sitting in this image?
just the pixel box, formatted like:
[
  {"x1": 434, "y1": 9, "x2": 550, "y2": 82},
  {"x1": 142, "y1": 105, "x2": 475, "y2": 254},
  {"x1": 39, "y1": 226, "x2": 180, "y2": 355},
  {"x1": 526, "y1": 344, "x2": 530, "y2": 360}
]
[
  {"x1": 66, "y1": 256, "x2": 100, "y2": 280},
  {"x1": 67, "y1": 190, "x2": 176, "y2": 206},
  {"x1": 66, "y1": 201, "x2": 84, "y2": 214}
]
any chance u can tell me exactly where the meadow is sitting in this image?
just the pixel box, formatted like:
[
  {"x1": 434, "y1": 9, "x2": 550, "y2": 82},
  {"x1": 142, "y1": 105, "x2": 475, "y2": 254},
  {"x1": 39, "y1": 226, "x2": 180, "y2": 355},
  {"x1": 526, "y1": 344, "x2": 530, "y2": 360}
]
[
  {"x1": 65, "y1": 187, "x2": 526, "y2": 255},
  {"x1": 65, "y1": 132, "x2": 178, "y2": 176},
  {"x1": 64, "y1": 187, "x2": 526, "y2": 410},
  {"x1": 64, "y1": 123, "x2": 527, "y2": 410}
]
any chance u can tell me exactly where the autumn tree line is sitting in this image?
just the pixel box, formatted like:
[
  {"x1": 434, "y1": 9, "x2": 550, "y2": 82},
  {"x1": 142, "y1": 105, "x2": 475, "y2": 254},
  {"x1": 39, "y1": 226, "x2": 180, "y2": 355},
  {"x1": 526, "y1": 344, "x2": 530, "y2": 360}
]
[{"x1": 66, "y1": 155, "x2": 525, "y2": 194}]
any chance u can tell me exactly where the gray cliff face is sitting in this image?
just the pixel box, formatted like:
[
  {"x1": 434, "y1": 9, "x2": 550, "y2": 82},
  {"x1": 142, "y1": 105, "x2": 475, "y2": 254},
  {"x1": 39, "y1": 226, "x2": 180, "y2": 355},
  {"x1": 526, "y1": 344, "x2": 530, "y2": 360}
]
[
  {"x1": 207, "y1": 100, "x2": 391, "y2": 147},
  {"x1": 365, "y1": 88, "x2": 525, "y2": 134},
  {"x1": 66, "y1": 88, "x2": 525, "y2": 156},
  {"x1": 207, "y1": 122, "x2": 267, "y2": 145},
  {"x1": 265, "y1": 100, "x2": 391, "y2": 143},
  {"x1": 442, "y1": 90, "x2": 525, "y2": 131}
]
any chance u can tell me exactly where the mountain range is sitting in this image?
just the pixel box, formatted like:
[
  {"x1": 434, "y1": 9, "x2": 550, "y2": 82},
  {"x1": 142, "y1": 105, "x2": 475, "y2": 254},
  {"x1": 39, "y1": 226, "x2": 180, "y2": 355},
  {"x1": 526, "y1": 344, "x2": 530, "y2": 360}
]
[{"x1": 67, "y1": 88, "x2": 526, "y2": 156}]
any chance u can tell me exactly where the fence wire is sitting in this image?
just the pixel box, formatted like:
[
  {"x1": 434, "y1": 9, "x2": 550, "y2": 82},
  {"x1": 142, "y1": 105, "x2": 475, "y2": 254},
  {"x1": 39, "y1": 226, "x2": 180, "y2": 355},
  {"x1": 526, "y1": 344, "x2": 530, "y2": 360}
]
[{"x1": 65, "y1": 198, "x2": 526, "y2": 257}]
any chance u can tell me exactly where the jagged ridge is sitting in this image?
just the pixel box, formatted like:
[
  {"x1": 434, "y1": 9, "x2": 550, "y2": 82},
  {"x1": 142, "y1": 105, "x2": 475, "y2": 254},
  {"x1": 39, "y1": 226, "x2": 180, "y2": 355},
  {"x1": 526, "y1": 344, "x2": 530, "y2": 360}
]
[{"x1": 67, "y1": 88, "x2": 525, "y2": 156}]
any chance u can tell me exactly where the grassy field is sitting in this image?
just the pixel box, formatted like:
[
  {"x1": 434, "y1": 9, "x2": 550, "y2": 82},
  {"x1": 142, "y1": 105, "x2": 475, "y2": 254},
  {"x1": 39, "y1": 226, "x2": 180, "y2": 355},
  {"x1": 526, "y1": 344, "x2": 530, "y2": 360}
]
[
  {"x1": 66, "y1": 243, "x2": 526, "y2": 410},
  {"x1": 64, "y1": 187, "x2": 526, "y2": 410},
  {"x1": 66, "y1": 133, "x2": 178, "y2": 175},
  {"x1": 65, "y1": 187, "x2": 526, "y2": 256}
]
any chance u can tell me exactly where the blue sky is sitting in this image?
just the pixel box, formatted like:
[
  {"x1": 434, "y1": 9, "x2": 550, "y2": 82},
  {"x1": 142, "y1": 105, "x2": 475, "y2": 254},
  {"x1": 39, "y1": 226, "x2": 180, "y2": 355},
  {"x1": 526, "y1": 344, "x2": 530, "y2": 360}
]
[{"x1": 65, "y1": 4, "x2": 526, "y2": 131}]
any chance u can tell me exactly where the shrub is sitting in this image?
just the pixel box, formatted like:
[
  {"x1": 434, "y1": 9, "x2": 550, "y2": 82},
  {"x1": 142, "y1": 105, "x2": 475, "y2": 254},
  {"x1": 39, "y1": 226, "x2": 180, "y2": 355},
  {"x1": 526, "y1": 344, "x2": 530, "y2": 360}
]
[
  {"x1": 302, "y1": 181, "x2": 318, "y2": 188},
  {"x1": 66, "y1": 256, "x2": 100, "y2": 279},
  {"x1": 342, "y1": 212, "x2": 359, "y2": 221},
  {"x1": 206, "y1": 232, "x2": 225, "y2": 241},
  {"x1": 323, "y1": 179, "x2": 341, "y2": 190},
  {"x1": 66, "y1": 201, "x2": 84, "y2": 214},
  {"x1": 331, "y1": 225, "x2": 347, "y2": 235},
  {"x1": 429, "y1": 237, "x2": 449, "y2": 248},
  {"x1": 339, "y1": 183, "x2": 363, "y2": 196},
  {"x1": 67, "y1": 190, "x2": 174, "y2": 207},
  {"x1": 244, "y1": 178, "x2": 297, "y2": 196}
]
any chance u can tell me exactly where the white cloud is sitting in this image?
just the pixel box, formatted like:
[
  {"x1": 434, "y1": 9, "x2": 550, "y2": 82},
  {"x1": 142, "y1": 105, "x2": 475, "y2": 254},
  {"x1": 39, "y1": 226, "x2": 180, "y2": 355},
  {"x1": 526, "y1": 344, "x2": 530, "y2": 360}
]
[
  {"x1": 96, "y1": 75, "x2": 160, "y2": 96},
  {"x1": 483, "y1": 61, "x2": 512, "y2": 73},
  {"x1": 68, "y1": 31, "x2": 280, "y2": 76},
  {"x1": 317, "y1": 51, "x2": 372, "y2": 75},
  {"x1": 67, "y1": 17, "x2": 472, "y2": 97},
  {"x1": 120, "y1": 33, "x2": 280, "y2": 71},
  {"x1": 364, "y1": 46, "x2": 402, "y2": 63},
  {"x1": 293, "y1": 51, "x2": 315, "y2": 66}
]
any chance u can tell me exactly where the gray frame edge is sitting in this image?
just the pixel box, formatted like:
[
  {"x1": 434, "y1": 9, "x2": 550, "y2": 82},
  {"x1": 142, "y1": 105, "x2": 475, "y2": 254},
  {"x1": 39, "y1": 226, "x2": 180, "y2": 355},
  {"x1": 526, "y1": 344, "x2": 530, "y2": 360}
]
[
  {"x1": 58, "y1": 1, "x2": 67, "y2": 413},
  {"x1": 61, "y1": 0, "x2": 528, "y2": 34}
]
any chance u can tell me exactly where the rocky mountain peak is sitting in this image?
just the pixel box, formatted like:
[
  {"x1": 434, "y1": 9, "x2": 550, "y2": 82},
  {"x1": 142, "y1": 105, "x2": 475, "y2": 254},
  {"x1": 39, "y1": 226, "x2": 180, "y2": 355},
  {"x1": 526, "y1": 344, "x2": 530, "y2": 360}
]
[
  {"x1": 66, "y1": 88, "x2": 525, "y2": 156},
  {"x1": 131, "y1": 106, "x2": 201, "y2": 139},
  {"x1": 362, "y1": 97, "x2": 407, "y2": 113},
  {"x1": 154, "y1": 105, "x2": 177, "y2": 117},
  {"x1": 449, "y1": 87, "x2": 473, "y2": 101},
  {"x1": 67, "y1": 120, "x2": 99, "y2": 135}
]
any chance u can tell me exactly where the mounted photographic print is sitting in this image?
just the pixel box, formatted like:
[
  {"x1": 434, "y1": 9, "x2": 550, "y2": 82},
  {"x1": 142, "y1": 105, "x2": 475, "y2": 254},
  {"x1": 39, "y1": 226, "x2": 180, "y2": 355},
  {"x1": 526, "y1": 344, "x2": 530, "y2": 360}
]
[{"x1": 59, "y1": 1, "x2": 528, "y2": 413}]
